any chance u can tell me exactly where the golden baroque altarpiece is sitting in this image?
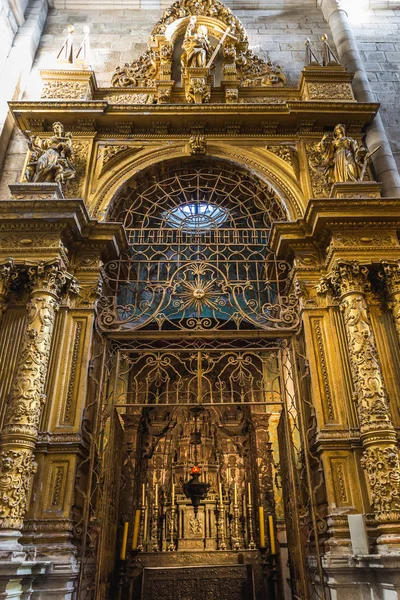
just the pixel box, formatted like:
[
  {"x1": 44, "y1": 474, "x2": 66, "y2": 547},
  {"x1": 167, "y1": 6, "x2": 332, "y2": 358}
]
[{"x1": 1, "y1": 1, "x2": 400, "y2": 599}]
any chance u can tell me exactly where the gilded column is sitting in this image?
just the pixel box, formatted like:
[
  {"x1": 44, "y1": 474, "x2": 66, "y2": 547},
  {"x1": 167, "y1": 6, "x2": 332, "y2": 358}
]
[
  {"x1": 0, "y1": 260, "x2": 77, "y2": 536},
  {"x1": 381, "y1": 261, "x2": 400, "y2": 346},
  {"x1": 322, "y1": 260, "x2": 400, "y2": 544}
]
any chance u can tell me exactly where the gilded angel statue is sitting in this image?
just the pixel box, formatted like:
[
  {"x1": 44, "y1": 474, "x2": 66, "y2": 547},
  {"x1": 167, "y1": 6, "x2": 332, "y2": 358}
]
[
  {"x1": 24, "y1": 122, "x2": 76, "y2": 186},
  {"x1": 317, "y1": 124, "x2": 378, "y2": 184},
  {"x1": 181, "y1": 17, "x2": 213, "y2": 70}
]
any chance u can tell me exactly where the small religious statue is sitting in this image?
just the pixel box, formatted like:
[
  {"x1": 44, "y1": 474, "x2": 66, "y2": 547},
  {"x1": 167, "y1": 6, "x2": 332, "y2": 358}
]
[
  {"x1": 317, "y1": 124, "x2": 378, "y2": 184},
  {"x1": 181, "y1": 17, "x2": 213, "y2": 70},
  {"x1": 24, "y1": 122, "x2": 76, "y2": 186}
]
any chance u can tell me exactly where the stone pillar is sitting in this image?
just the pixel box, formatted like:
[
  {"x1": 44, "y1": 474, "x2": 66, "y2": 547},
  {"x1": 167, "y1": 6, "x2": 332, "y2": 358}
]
[
  {"x1": 318, "y1": 0, "x2": 400, "y2": 197},
  {"x1": 381, "y1": 261, "x2": 400, "y2": 347},
  {"x1": 324, "y1": 260, "x2": 400, "y2": 547},
  {"x1": 0, "y1": 260, "x2": 77, "y2": 544}
]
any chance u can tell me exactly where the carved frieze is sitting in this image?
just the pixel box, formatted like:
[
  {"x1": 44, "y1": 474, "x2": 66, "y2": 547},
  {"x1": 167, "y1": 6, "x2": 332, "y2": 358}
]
[
  {"x1": 41, "y1": 80, "x2": 90, "y2": 100},
  {"x1": 308, "y1": 83, "x2": 354, "y2": 101}
]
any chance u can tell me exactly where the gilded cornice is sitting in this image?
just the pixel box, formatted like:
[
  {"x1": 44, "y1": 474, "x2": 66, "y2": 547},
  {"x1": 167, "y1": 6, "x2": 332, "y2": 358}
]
[{"x1": 9, "y1": 100, "x2": 379, "y2": 136}]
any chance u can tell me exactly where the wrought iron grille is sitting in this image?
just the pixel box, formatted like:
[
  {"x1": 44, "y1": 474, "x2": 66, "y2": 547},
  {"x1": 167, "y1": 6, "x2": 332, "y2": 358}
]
[
  {"x1": 99, "y1": 164, "x2": 298, "y2": 332},
  {"x1": 114, "y1": 346, "x2": 282, "y2": 407}
]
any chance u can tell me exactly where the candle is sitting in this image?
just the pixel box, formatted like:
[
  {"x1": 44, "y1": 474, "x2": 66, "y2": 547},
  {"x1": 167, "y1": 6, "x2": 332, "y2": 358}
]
[
  {"x1": 259, "y1": 507, "x2": 265, "y2": 548},
  {"x1": 248, "y1": 482, "x2": 252, "y2": 505},
  {"x1": 155, "y1": 483, "x2": 158, "y2": 506},
  {"x1": 219, "y1": 482, "x2": 223, "y2": 506},
  {"x1": 268, "y1": 515, "x2": 276, "y2": 554},
  {"x1": 120, "y1": 521, "x2": 129, "y2": 560},
  {"x1": 132, "y1": 510, "x2": 141, "y2": 550},
  {"x1": 234, "y1": 482, "x2": 238, "y2": 506},
  {"x1": 141, "y1": 483, "x2": 146, "y2": 506},
  {"x1": 172, "y1": 483, "x2": 175, "y2": 506}
]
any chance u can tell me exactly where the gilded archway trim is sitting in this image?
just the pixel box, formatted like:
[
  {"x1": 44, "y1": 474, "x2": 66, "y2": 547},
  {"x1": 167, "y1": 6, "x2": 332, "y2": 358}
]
[{"x1": 88, "y1": 143, "x2": 305, "y2": 221}]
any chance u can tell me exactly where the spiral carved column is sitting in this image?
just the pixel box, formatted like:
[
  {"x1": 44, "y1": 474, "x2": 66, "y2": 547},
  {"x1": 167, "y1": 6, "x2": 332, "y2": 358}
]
[
  {"x1": 321, "y1": 260, "x2": 400, "y2": 546},
  {"x1": 0, "y1": 260, "x2": 77, "y2": 539}
]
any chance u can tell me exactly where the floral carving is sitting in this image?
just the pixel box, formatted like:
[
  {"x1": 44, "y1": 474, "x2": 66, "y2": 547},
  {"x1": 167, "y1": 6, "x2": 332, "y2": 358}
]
[
  {"x1": 361, "y1": 447, "x2": 400, "y2": 517},
  {"x1": 0, "y1": 450, "x2": 37, "y2": 529},
  {"x1": 63, "y1": 140, "x2": 90, "y2": 198}
]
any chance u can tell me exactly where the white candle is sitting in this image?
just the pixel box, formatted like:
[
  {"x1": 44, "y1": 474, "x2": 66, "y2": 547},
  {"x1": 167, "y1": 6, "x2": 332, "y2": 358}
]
[
  {"x1": 234, "y1": 482, "x2": 238, "y2": 506},
  {"x1": 155, "y1": 483, "x2": 158, "y2": 506},
  {"x1": 248, "y1": 482, "x2": 252, "y2": 505},
  {"x1": 141, "y1": 483, "x2": 146, "y2": 507},
  {"x1": 172, "y1": 482, "x2": 175, "y2": 506},
  {"x1": 219, "y1": 482, "x2": 223, "y2": 506}
]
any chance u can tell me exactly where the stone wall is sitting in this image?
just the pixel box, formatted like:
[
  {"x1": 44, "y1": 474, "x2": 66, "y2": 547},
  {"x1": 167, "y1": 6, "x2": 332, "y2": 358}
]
[{"x1": 351, "y1": 6, "x2": 400, "y2": 172}]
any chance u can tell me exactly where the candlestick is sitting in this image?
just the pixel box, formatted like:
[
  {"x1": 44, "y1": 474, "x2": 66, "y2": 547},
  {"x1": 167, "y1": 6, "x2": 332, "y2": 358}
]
[
  {"x1": 120, "y1": 522, "x2": 129, "y2": 560},
  {"x1": 259, "y1": 507, "x2": 266, "y2": 547},
  {"x1": 268, "y1": 515, "x2": 276, "y2": 554},
  {"x1": 247, "y1": 498, "x2": 256, "y2": 550},
  {"x1": 132, "y1": 510, "x2": 141, "y2": 550},
  {"x1": 151, "y1": 504, "x2": 159, "y2": 552},
  {"x1": 231, "y1": 486, "x2": 241, "y2": 551},
  {"x1": 168, "y1": 505, "x2": 176, "y2": 551},
  {"x1": 217, "y1": 503, "x2": 227, "y2": 551}
]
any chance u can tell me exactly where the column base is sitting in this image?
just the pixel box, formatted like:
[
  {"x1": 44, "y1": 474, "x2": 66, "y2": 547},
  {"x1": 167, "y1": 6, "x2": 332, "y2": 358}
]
[
  {"x1": 324, "y1": 553, "x2": 400, "y2": 599},
  {"x1": 0, "y1": 530, "x2": 23, "y2": 554}
]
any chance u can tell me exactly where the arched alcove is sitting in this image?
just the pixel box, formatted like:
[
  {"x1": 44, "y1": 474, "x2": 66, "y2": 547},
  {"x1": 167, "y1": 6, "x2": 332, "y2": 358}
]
[{"x1": 98, "y1": 157, "x2": 299, "y2": 333}]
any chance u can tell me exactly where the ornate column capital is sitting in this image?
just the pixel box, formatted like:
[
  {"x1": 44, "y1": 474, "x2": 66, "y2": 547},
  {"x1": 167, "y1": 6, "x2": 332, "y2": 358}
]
[
  {"x1": 26, "y1": 260, "x2": 79, "y2": 299},
  {"x1": 380, "y1": 260, "x2": 400, "y2": 298},
  {"x1": 321, "y1": 260, "x2": 370, "y2": 299},
  {"x1": 0, "y1": 260, "x2": 17, "y2": 320}
]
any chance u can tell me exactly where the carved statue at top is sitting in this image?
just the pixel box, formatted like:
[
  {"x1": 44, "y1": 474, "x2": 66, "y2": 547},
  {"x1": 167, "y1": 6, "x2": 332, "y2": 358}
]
[
  {"x1": 317, "y1": 124, "x2": 375, "y2": 184},
  {"x1": 181, "y1": 17, "x2": 212, "y2": 70},
  {"x1": 111, "y1": 0, "x2": 286, "y2": 96},
  {"x1": 24, "y1": 122, "x2": 76, "y2": 186}
]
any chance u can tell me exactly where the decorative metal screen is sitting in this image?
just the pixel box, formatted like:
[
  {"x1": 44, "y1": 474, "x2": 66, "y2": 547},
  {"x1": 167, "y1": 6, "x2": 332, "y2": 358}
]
[
  {"x1": 98, "y1": 164, "x2": 298, "y2": 332},
  {"x1": 113, "y1": 340, "x2": 282, "y2": 408}
]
